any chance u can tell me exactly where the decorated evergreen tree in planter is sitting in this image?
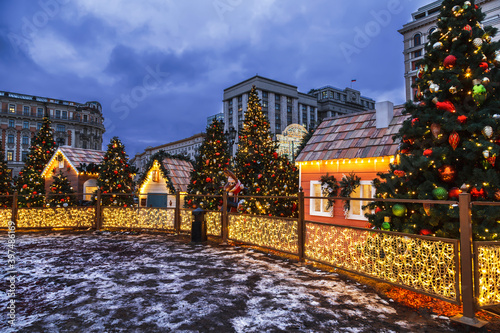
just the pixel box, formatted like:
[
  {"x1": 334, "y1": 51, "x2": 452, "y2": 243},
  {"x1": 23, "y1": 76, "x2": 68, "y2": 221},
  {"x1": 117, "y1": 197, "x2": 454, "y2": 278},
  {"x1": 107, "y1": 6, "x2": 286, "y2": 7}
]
[
  {"x1": 97, "y1": 137, "x2": 136, "y2": 206},
  {"x1": 368, "y1": 0, "x2": 500, "y2": 240},
  {"x1": 234, "y1": 86, "x2": 299, "y2": 217},
  {"x1": 0, "y1": 142, "x2": 13, "y2": 207},
  {"x1": 186, "y1": 118, "x2": 231, "y2": 210},
  {"x1": 47, "y1": 171, "x2": 76, "y2": 207},
  {"x1": 17, "y1": 116, "x2": 56, "y2": 207}
]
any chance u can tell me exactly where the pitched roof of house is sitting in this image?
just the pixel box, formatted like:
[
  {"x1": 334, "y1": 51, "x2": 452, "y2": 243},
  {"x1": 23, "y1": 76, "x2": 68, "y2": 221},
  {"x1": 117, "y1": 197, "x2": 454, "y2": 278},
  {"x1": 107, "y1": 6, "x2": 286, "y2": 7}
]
[
  {"x1": 42, "y1": 146, "x2": 106, "y2": 176},
  {"x1": 162, "y1": 158, "x2": 193, "y2": 192},
  {"x1": 296, "y1": 105, "x2": 407, "y2": 162}
]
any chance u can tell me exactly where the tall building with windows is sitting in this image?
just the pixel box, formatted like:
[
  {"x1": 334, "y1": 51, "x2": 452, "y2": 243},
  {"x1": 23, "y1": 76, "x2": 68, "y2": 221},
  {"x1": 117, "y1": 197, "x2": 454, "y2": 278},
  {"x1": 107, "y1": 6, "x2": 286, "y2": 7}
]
[
  {"x1": 223, "y1": 76, "x2": 376, "y2": 154},
  {"x1": 223, "y1": 76, "x2": 318, "y2": 138},
  {"x1": 399, "y1": 0, "x2": 500, "y2": 101},
  {"x1": 131, "y1": 133, "x2": 204, "y2": 175},
  {"x1": 0, "y1": 90, "x2": 105, "y2": 176}
]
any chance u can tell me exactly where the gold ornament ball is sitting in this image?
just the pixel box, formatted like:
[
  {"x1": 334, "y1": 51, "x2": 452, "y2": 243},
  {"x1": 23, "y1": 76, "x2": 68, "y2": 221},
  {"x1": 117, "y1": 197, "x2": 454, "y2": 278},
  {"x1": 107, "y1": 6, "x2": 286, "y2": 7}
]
[
  {"x1": 429, "y1": 83, "x2": 440, "y2": 93},
  {"x1": 473, "y1": 38, "x2": 483, "y2": 48},
  {"x1": 438, "y1": 165, "x2": 456, "y2": 183},
  {"x1": 449, "y1": 86, "x2": 457, "y2": 94},
  {"x1": 482, "y1": 77, "x2": 490, "y2": 85}
]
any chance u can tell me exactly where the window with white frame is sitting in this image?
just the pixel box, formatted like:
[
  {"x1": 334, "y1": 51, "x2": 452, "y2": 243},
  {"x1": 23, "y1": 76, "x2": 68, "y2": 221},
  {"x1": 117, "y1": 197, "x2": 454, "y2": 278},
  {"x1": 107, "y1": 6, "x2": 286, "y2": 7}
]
[
  {"x1": 310, "y1": 181, "x2": 332, "y2": 217},
  {"x1": 347, "y1": 181, "x2": 374, "y2": 220}
]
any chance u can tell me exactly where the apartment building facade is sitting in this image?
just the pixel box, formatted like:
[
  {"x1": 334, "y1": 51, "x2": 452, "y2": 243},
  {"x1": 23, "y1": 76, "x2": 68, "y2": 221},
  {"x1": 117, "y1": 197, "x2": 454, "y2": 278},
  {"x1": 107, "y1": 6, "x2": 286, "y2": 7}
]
[
  {"x1": 399, "y1": 0, "x2": 500, "y2": 101},
  {"x1": 0, "y1": 90, "x2": 105, "y2": 176}
]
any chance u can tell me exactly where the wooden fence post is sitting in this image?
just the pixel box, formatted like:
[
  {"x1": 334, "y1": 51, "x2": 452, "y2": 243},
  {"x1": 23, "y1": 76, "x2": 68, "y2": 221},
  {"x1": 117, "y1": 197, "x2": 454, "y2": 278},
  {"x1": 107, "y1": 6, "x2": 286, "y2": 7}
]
[
  {"x1": 95, "y1": 189, "x2": 101, "y2": 231},
  {"x1": 221, "y1": 191, "x2": 228, "y2": 244},
  {"x1": 298, "y1": 190, "x2": 305, "y2": 262},
  {"x1": 12, "y1": 191, "x2": 18, "y2": 229},
  {"x1": 451, "y1": 193, "x2": 487, "y2": 328},
  {"x1": 175, "y1": 192, "x2": 181, "y2": 234}
]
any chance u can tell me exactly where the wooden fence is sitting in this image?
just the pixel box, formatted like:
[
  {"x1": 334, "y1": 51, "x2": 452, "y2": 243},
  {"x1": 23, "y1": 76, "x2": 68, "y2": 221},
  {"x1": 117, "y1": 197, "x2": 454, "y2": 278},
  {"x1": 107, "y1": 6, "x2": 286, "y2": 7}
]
[{"x1": 2, "y1": 190, "x2": 499, "y2": 326}]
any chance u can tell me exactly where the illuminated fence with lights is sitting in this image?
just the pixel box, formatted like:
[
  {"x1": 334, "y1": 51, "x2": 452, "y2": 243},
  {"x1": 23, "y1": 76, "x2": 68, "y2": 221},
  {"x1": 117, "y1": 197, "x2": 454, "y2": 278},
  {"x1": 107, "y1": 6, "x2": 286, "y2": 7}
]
[
  {"x1": 101, "y1": 207, "x2": 175, "y2": 230},
  {"x1": 17, "y1": 207, "x2": 95, "y2": 228},
  {"x1": 474, "y1": 241, "x2": 500, "y2": 308},
  {"x1": 0, "y1": 209, "x2": 12, "y2": 228},
  {"x1": 180, "y1": 209, "x2": 194, "y2": 232},
  {"x1": 305, "y1": 222, "x2": 459, "y2": 303},
  {"x1": 205, "y1": 210, "x2": 221, "y2": 237},
  {"x1": 228, "y1": 214, "x2": 299, "y2": 254}
]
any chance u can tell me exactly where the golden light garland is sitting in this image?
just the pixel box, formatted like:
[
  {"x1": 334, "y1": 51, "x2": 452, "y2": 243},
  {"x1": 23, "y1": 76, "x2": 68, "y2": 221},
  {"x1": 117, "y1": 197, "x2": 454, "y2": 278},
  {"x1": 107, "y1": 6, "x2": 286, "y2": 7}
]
[
  {"x1": 475, "y1": 243, "x2": 500, "y2": 307},
  {"x1": 101, "y1": 207, "x2": 175, "y2": 230},
  {"x1": 18, "y1": 207, "x2": 95, "y2": 228},
  {"x1": 228, "y1": 215, "x2": 298, "y2": 253},
  {"x1": 180, "y1": 209, "x2": 194, "y2": 232},
  {"x1": 305, "y1": 223, "x2": 458, "y2": 301},
  {"x1": 205, "y1": 211, "x2": 221, "y2": 236},
  {"x1": 0, "y1": 209, "x2": 12, "y2": 228}
]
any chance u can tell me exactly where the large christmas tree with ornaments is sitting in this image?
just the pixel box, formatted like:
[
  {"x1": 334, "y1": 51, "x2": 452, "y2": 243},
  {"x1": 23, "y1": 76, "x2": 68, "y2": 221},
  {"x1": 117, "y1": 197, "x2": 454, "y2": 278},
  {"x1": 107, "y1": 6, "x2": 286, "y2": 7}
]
[
  {"x1": 97, "y1": 137, "x2": 136, "y2": 206},
  {"x1": 186, "y1": 118, "x2": 231, "y2": 210},
  {"x1": 17, "y1": 116, "x2": 56, "y2": 207},
  {"x1": 234, "y1": 86, "x2": 299, "y2": 217},
  {"x1": 369, "y1": 0, "x2": 500, "y2": 240}
]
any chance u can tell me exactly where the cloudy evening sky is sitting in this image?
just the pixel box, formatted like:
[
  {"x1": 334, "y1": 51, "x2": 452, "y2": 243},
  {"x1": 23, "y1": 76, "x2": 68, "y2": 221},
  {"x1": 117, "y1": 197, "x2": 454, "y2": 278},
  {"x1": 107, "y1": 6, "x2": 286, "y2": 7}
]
[{"x1": 0, "y1": 0, "x2": 431, "y2": 156}]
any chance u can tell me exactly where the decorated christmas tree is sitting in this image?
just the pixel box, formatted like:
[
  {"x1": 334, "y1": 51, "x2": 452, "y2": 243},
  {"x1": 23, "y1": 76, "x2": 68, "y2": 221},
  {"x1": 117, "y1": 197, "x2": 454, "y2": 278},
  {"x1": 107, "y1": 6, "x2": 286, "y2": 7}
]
[
  {"x1": 186, "y1": 118, "x2": 231, "y2": 210},
  {"x1": 97, "y1": 137, "x2": 136, "y2": 206},
  {"x1": 234, "y1": 86, "x2": 299, "y2": 217},
  {"x1": 0, "y1": 142, "x2": 13, "y2": 207},
  {"x1": 17, "y1": 116, "x2": 56, "y2": 207},
  {"x1": 47, "y1": 171, "x2": 76, "y2": 207},
  {"x1": 368, "y1": 0, "x2": 500, "y2": 240}
]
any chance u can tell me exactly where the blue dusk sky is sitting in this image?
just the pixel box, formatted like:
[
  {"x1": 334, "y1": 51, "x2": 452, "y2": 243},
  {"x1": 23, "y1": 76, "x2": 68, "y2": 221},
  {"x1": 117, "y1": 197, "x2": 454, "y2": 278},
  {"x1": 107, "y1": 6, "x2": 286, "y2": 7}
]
[{"x1": 0, "y1": 0, "x2": 431, "y2": 157}]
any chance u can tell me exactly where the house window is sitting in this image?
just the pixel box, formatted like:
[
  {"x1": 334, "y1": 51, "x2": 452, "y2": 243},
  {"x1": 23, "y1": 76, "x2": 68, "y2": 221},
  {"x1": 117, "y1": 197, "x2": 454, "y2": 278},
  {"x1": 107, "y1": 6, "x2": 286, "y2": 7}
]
[
  {"x1": 275, "y1": 94, "x2": 280, "y2": 101},
  {"x1": 6, "y1": 151, "x2": 13, "y2": 161},
  {"x1": 413, "y1": 49, "x2": 422, "y2": 58},
  {"x1": 37, "y1": 122, "x2": 42, "y2": 130},
  {"x1": 83, "y1": 115, "x2": 88, "y2": 122},
  {"x1": 55, "y1": 110, "x2": 61, "y2": 119},
  {"x1": 310, "y1": 181, "x2": 331, "y2": 216},
  {"x1": 23, "y1": 106, "x2": 30, "y2": 116},
  {"x1": 322, "y1": 91, "x2": 328, "y2": 99},
  {"x1": 287, "y1": 115, "x2": 292, "y2": 124},
  {"x1": 287, "y1": 105, "x2": 292, "y2": 113},
  {"x1": 23, "y1": 121, "x2": 29, "y2": 129},
  {"x1": 275, "y1": 103, "x2": 280, "y2": 111},
  {"x1": 22, "y1": 151, "x2": 28, "y2": 162},
  {"x1": 229, "y1": 108, "x2": 233, "y2": 115},
  {"x1": 347, "y1": 181, "x2": 375, "y2": 220},
  {"x1": 22, "y1": 136, "x2": 29, "y2": 145},
  {"x1": 83, "y1": 179, "x2": 98, "y2": 201},
  {"x1": 237, "y1": 96, "x2": 242, "y2": 103},
  {"x1": 262, "y1": 101, "x2": 268, "y2": 108},
  {"x1": 8, "y1": 120, "x2": 15, "y2": 128},
  {"x1": 7, "y1": 135, "x2": 14, "y2": 144},
  {"x1": 37, "y1": 107, "x2": 44, "y2": 117},
  {"x1": 57, "y1": 124, "x2": 66, "y2": 132},
  {"x1": 8, "y1": 104, "x2": 15, "y2": 113},
  {"x1": 262, "y1": 91, "x2": 268, "y2": 98},
  {"x1": 62, "y1": 110, "x2": 68, "y2": 119},
  {"x1": 56, "y1": 138, "x2": 65, "y2": 146}
]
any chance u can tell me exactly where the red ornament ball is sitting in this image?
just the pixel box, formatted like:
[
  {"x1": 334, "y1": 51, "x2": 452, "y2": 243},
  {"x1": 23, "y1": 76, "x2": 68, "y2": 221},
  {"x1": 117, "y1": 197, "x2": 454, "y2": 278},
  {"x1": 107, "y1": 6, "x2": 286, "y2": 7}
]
[
  {"x1": 423, "y1": 149, "x2": 433, "y2": 157},
  {"x1": 449, "y1": 187, "x2": 462, "y2": 198},
  {"x1": 206, "y1": 177, "x2": 212, "y2": 182},
  {"x1": 420, "y1": 229, "x2": 432, "y2": 236},
  {"x1": 471, "y1": 187, "x2": 485, "y2": 198},
  {"x1": 457, "y1": 115, "x2": 467, "y2": 123},
  {"x1": 443, "y1": 55, "x2": 457, "y2": 68},
  {"x1": 114, "y1": 170, "x2": 118, "y2": 174},
  {"x1": 22, "y1": 184, "x2": 28, "y2": 189},
  {"x1": 375, "y1": 207, "x2": 382, "y2": 214}
]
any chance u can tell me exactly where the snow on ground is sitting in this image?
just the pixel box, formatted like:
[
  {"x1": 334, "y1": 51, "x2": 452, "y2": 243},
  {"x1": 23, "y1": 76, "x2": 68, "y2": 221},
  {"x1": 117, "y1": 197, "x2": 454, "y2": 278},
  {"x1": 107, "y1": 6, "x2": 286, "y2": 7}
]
[{"x1": 0, "y1": 232, "x2": 471, "y2": 332}]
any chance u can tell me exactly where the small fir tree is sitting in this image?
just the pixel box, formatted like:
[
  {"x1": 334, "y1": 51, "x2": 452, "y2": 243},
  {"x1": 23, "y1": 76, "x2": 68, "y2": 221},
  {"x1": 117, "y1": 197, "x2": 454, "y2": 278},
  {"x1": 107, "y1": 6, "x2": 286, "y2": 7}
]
[
  {"x1": 47, "y1": 171, "x2": 76, "y2": 207},
  {"x1": 368, "y1": 0, "x2": 500, "y2": 240},
  {"x1": 186, "y1": 118, "x2": 231, "y2": 210},
  {"x1": 97, "y1": 137, "x2": 136, "y2": 206},
  {"x1": 17, "y1": 116, "x2": 56, "y2": 207},
  {"x1": 234, "y1": 86, "x2": 299, "y2": 217},
  {"x1": 0, "y1": 142, "x2": 13, "y2": 207}
]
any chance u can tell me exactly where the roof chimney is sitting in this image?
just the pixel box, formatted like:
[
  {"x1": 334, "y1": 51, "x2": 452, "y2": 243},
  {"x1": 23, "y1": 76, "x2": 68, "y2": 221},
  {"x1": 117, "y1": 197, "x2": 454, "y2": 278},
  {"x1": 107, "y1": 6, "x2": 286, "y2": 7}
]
[{"x1": 375, "y1": 101, "x2": 394, "y2": 129}]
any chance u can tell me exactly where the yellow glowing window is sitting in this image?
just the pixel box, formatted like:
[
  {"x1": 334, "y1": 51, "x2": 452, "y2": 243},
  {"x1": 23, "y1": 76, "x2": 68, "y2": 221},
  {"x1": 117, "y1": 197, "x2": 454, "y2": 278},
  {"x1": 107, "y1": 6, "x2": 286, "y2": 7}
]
[
  {"x1": 310, "y1": 181, "x2": 332, "y2": 217},
  {"x1": 348, "y1": 181, "x2": 374, "y2": 220}
]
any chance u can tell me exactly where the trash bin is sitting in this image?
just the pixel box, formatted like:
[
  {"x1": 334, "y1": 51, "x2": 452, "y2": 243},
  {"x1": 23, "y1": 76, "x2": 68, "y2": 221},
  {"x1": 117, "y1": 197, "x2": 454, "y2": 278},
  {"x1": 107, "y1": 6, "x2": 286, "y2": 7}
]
[{"x1": 191, "y1": 208, "x2": 207, "y2": 242}]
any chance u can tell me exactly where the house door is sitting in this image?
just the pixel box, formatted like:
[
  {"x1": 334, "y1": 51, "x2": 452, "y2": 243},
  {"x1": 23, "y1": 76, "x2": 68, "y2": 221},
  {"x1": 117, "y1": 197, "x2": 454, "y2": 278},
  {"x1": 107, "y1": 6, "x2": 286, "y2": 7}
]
[{"x1": 147, "y1": 193, "x2": 168, "y2": 207}]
